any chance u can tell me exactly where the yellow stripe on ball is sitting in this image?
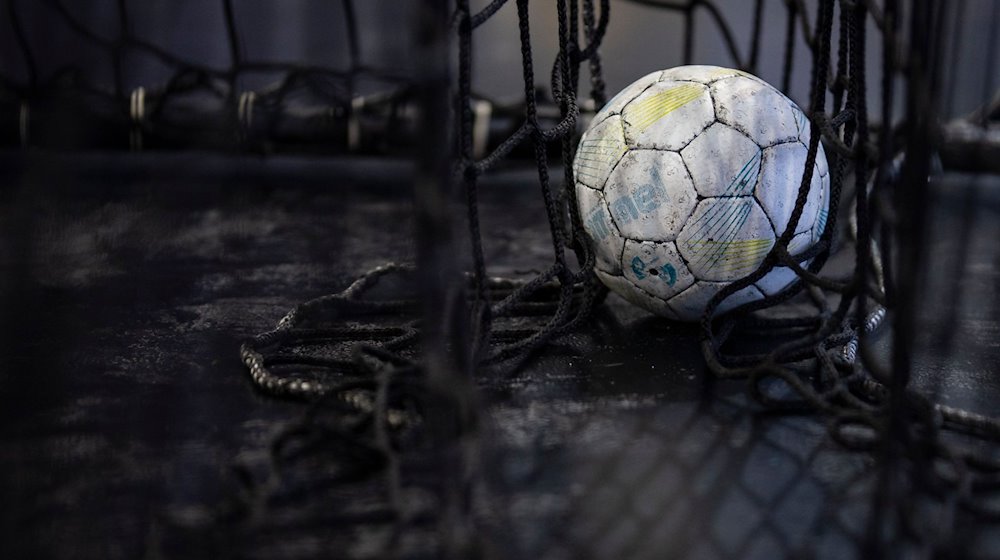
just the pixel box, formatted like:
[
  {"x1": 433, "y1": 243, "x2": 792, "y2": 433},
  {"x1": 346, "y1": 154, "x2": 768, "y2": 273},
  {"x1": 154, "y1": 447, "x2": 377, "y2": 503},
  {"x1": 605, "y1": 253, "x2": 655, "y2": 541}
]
[{"x1": 625, "y1": 84, "x2": 704, "y2": 132}]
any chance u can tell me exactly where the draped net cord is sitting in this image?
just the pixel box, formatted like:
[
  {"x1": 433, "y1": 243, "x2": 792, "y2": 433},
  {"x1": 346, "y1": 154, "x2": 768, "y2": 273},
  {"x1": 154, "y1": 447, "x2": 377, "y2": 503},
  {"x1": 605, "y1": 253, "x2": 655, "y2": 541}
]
[{"x1": 7, "y1": 0, "x2": 998, "y2": 556}]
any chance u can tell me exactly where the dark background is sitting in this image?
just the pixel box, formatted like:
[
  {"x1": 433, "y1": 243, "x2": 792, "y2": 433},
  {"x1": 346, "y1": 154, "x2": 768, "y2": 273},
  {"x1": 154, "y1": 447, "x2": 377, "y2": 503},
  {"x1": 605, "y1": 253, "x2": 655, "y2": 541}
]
[
  {"x1": 2, "y1": 0, "x2": 998, "y2": 115},
  {"x1": 2, "y1": 1, "x2": 1000, "y2": 559}
]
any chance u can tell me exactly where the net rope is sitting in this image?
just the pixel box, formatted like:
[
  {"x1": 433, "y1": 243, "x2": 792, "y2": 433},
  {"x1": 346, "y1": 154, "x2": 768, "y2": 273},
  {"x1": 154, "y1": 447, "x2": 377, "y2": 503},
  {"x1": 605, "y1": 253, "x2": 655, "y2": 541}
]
[
  {"x1": 236, "y1": 1, "x2": 1000, "y2": 557},
  {"x1": 0, "y1": 0, "x2": 410, "y2": 152},
  {"x1": 6, "y1": 0, "x2": 1000, "y2": 557}
]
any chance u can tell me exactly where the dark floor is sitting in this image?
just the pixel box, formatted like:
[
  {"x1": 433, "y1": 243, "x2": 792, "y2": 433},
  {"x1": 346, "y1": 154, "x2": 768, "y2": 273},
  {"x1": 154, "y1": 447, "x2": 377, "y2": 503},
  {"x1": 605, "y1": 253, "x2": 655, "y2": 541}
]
[{"x1": 1, "y1": 152, "x2": 999, "y2": 559}]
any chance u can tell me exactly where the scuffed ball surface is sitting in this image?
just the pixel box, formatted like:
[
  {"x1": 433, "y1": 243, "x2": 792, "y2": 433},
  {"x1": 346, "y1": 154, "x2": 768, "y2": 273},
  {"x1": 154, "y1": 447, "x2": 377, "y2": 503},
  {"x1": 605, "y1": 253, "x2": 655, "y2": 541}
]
[{"x1": 574, "y1": 65, "x2": 829, "y2": 321}]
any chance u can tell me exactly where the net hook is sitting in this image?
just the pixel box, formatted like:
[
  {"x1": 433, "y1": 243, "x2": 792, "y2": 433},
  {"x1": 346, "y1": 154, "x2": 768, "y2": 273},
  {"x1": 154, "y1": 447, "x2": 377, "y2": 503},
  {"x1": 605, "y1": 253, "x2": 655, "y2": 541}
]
[
  {"x1": 348, "y1": 96, "x2": 364, "y2": 152},
  {"x1": 238, "y1": 91, "x2": 256, "y2": 141},
  {"x1": 18, "y1": 101, "x2": 28, "y2": 148},
  {"x1": 129, "y1": 87, "x2": 146, "y2": 152},
  {"x1": 472, "y1": 99, "x2": 492, "y2": 159}
]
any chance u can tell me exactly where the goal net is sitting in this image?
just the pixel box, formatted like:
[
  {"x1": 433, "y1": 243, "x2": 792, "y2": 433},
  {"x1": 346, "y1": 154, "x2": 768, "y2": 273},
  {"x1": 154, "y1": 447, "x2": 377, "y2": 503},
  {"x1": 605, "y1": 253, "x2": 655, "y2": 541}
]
[{"x1": 4, "y1": 1, "x2": 1000, "y2": 558}]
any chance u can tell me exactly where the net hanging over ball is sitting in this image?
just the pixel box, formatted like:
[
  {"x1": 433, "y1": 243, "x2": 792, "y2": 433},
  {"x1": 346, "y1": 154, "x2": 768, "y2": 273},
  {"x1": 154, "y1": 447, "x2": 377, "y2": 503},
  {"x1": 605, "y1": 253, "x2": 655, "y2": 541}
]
[
  {"x1": 239, "y1": 0, "x2": 1000, "y2": 557},
  {"x1": 6, "y1": 0, "x2": 1000, "y2": 558},
  {"x1": 230, "y1": 1, "x2": 1000, "y2": 556},
  {"x1": 573, "y1": 65, "x2": 831, "y2": 321}
]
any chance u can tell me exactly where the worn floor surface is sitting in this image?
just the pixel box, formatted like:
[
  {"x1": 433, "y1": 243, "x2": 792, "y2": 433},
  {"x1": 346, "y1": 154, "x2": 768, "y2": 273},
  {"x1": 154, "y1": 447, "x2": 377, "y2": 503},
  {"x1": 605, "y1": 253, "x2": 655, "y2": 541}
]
[{"x1": 1, "y1": 153, "x2": 998, "y2": 559}]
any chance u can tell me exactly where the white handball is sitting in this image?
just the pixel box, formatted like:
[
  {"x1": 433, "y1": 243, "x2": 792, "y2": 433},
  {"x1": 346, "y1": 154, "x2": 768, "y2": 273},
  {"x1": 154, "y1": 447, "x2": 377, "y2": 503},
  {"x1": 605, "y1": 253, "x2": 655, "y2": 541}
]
[{"x1": 574, "y1": 65, "x2": 830, "y2": 321}]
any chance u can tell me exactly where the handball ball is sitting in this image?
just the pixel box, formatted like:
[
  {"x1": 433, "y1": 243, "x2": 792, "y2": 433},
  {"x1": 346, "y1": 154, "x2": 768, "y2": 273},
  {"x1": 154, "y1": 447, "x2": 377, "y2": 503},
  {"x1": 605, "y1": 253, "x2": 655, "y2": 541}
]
[{"x1": 574, "y1": 65, "x2": 829, "y2": 321}]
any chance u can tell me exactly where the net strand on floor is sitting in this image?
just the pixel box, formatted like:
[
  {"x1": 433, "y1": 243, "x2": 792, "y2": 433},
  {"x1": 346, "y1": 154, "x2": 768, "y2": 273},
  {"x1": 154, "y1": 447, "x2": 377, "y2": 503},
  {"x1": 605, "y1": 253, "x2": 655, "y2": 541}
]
[{"x1": 6, "y1": 0, "x2": 1000, "y2": 558}]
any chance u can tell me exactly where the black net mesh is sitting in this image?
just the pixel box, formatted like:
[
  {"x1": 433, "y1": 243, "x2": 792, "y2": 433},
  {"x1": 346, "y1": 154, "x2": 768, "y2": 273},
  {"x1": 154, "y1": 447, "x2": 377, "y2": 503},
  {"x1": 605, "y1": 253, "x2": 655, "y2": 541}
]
[
  {"x1": 5, "y1": 0, "x2": 1000, "y2": 558},
  {"x1": 0, "y1": 0, "x2": 412, "y2": 153}
]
